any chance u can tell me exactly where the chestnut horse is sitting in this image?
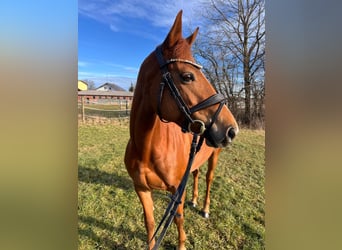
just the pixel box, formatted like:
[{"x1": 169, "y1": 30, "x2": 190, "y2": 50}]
[{"x1": 124, "y1": 11, "x2": 238, "y2": 250}]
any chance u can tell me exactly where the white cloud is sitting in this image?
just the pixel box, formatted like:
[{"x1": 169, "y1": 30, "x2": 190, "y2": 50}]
[
  {"x1": 123, "y1": 66, "x2": 139, "y2": 72},
  {"x1": 78, "y1": 61, "x2": 89, "y2": 67},
  {"x1": 78, "y1": 60, "x2": 139, "y2": 80},
  {"x1": 109, "y1": 24, "x2": 119, "y2": 32},
  {"x1": 78, "y1": 0, "x2": 206, "y2": 32},
  {"x1": 78, "y1": 73, "x2": 137, "y2": 90}
]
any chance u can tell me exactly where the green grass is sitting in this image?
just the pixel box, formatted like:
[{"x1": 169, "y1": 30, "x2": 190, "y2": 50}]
[{"x1": 78, "y1": 123, "x2": 265, "y2": 250}]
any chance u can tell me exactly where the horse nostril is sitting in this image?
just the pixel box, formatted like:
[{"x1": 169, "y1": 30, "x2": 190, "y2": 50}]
[{"x1": 227, "y1": 127, "x2": 236, "y2": 140}]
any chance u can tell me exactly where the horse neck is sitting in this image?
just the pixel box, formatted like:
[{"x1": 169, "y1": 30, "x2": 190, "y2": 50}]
[
  {"x1": 129, "y1": 78, "x2": 159, "y2": 151},
  {"x1": 129, "y1": 53, "x2": 161, "y2": 144}
]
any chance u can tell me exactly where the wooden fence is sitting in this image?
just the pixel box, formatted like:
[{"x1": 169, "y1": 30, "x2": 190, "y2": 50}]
[{"x1": 78, "y1": 97, "x2": 131, "y2": 123}]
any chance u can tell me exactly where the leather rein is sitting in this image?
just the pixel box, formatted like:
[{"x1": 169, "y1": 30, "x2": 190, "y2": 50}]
[{"x1": 147, "y1": 46, "x2": 227, "y2": 249}]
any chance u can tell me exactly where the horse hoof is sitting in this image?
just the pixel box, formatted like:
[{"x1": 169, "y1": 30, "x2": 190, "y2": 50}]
[
  {"x1": 200, "y1": 211, "x2": 209, "y2": 219},
  {"x1": 186, "y1": 201, "x2": 197, "y2": 208}
]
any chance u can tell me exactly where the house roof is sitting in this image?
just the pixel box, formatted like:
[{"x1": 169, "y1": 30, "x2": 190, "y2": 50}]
[
  {"x1": 96, "y1": 82, "x2": 126, "y2": 91},
  {"x1": 78, "y1": 90, "x2": 133, "y2": 97},
  {"x1": 78, "y1": 80, "x2": 88, "y2": 91},
  {"x1": 78, "y1": 80, "x2": 88, "y2": 85}
]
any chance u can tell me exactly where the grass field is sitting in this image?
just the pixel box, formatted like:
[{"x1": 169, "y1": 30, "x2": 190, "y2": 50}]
[{"x1": 78, "y1": 122, "x2": 265, "y2": 249}]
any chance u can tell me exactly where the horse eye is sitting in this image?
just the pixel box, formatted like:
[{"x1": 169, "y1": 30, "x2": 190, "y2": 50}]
[{"x1": 181, "y1": 73, "x2": 195, "y2": 83}]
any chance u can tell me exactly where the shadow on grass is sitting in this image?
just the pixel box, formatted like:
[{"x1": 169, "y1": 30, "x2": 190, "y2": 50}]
[
  {"x1": 79, "y1": 215, "x2": 146, "y2": 250},
  {"x1": 161, "y1": 240, "x2": 177, "y2": 250},
  {"x1": 78, "y1": 165, "x2": 132, "y2": 190}
]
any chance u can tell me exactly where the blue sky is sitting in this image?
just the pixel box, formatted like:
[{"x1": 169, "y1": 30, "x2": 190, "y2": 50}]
[{"x1": 78, "y1": 0, "x2": 206, "y2": 90}]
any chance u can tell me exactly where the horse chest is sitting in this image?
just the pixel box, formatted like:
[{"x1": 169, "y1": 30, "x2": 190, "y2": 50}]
[{"x1": 147, "y1": 148, "x2": 188, "y2": 189}]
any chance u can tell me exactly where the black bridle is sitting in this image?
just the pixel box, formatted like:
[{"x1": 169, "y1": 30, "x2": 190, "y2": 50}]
[
  {"x1": 147, "y1": 46, "x2": 227, "y2": 250},
  {"x1": 155, "y1": 45, "x2": 227, "y2": 145}
]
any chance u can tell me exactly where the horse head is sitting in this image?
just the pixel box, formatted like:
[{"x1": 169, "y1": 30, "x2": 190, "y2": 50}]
[{"x1": 138, "y1": 10, "x2": 238, "y2": 147}]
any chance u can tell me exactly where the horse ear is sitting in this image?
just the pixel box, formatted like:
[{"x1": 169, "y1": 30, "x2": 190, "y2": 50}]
[
  {"x1": 163, "y1": 10, "x2": 183, "y2": 48},
  {"x1": 186, "y1": 27, "x2": 199, "y2": 46}
]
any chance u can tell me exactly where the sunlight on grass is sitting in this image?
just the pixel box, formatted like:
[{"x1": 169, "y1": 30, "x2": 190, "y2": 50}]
[{"x1": 78, "y1": 123, "x2": 265, "y2": 249}]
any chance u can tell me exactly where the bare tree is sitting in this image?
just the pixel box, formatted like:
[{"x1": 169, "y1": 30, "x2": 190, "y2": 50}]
[
  {"x1": 82, "y1": 79, "x2": 96, "y2": 90},
  {"x1": 194, "y1": 0, "x2": 265, "y2": 127},
  {"x1": 128, "y1": 82, "x2": 135, "y2": 92}
]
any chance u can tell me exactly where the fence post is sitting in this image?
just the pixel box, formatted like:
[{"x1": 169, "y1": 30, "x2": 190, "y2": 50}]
[
  {"x1": 126, "y1": 100, "x2": 128, "y2": 115},
  {"x1": 81, "y1": 96, "x2": 85, "y2": 123}
]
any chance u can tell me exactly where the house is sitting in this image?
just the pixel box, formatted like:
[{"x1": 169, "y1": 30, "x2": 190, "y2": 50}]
[
  {"x1": 95, "y1": 82, "x2": 126, "y2": 92},
  {"x1": 78, "y1": 80, "x2": 88, "y2": 91}
]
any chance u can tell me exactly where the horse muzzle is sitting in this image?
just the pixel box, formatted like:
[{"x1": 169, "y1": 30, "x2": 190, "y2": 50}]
[{"x1": 205, "y1": 126, "x2": 238, "y2": 148}]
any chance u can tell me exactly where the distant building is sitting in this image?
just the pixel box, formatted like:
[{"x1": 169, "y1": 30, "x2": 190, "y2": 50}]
[
  {"x1": 78, "y1": 80, "x2": 88, "y2": 91},
  {"x1": 96, "y1": 82, "x2": 126, "y2": 92},
  {"x1": 78, "y1": 90, "x2": 133, "y2": 102}
]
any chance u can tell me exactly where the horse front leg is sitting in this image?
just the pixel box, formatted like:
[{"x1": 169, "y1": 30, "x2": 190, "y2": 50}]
[
  {"x1": 189, "y1": 169, "x2": 199, "y2": 208},
  {"x1": 135, "y1": 188, "x2": 155, "y2": 250},
  {"x1": 202, "y1": 150, "x2": 220, "y2": 218},
  {"x1": 173, "y1": 191, "x2": 187, "y2": 250}
]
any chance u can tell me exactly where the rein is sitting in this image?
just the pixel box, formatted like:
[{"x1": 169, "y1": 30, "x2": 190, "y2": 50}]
[
  {"x1": 147, "y1": 46, "x2": 227, "y2": 249},
  {"x1": 148, "y1": 133, "x2": 200, "y2": 250}
]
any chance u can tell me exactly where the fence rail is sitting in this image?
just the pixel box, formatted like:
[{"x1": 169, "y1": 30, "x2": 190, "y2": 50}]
[
  {"x1": 78, "y1": 97, "x2": 131, "y2": 122},
  {"x1": 78, "y1": 97, "x2": 264, "y2": 129}
]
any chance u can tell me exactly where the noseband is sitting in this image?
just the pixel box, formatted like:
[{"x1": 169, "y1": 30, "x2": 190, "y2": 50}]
[{"x1": 155, "y1": 45, "x2": 226, "y2": 140}]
